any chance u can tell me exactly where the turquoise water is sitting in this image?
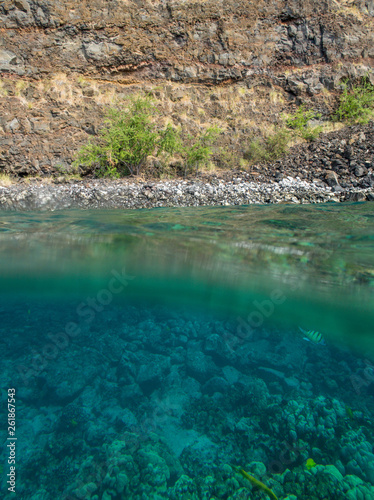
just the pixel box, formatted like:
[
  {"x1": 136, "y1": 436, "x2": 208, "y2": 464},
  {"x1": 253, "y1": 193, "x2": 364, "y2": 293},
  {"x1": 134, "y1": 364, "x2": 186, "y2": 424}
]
[{"x1": 1, "y1": 203, "x2": 374, "y2": 499}]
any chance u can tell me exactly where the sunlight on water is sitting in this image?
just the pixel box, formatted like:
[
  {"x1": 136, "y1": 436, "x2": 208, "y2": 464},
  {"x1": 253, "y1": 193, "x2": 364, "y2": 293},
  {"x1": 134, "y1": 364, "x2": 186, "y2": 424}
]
[{"x1": 1, "y1": 203, "x2": 374, "y2": 499}]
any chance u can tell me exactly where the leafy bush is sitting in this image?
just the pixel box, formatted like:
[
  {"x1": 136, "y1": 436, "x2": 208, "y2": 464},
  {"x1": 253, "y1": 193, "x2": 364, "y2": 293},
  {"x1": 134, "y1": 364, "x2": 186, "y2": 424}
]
[
  {"x1": 244, "y1": 103, "x2": 326, "y2": 164},
  {"x1": 286, "y1": 105, "x2": 322, "y2": 142},
  {"x1": 74, "y1": 95, "x2": 220, "y2": 178},
  {"x1": 179, "y1": 126, "x2": 221, "y2": 176},
  {"x1": 245, "y1": 128, "x2": 291, "y2": 163},
  {"x1": 333, "y1": 77, "x2": 374, "y2": 124}
]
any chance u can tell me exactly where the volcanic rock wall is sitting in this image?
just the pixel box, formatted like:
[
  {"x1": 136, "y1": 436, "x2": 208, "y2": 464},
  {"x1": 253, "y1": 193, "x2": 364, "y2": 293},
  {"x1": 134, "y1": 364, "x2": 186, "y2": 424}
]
[{"x1": 0, "y1": 0, "x2": 373, "y2": 176}]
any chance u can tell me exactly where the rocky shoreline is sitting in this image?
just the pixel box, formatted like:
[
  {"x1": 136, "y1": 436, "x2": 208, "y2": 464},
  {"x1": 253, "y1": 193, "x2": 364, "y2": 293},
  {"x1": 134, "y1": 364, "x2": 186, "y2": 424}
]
[
  {"x1": 0, "y1": 175, "x2": 373, "y2": 211},
  {"x1": 1, "y1": 122, "x2": 374, "y2": 211},
  {"x1": 1, "y1": 0, "x2": 374, "y2": 200}
]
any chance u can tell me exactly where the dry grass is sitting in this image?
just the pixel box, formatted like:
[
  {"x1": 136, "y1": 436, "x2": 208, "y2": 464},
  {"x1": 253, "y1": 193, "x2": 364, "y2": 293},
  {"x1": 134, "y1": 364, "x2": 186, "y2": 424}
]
[
  {"x1": 22, "y1": 176, "x2": 57, "y2": 185},
  {"x1": 199, "y1": 160, "x2": 219, "y2": 174},
  {"x1": 320, "y1": 121, "x2": 346, "y2": 133},
  {"x1": 0, "y1": 173, "x2": 14, "y2": 186},
  {"x1": 238, "y1": 86, "x2": 248, "y2": 96},
  {"x1": 0, "y1": 80, "x2": 8, "y2": 97},
  {"x1": 270, "y1": 90, "x2": 285, "y2": 105},
  {"x1": 239, "y1": 158, "x2": 250, "y2": 169},
  {"x1": 0, "y1": 75, "x2": 357, "y2": 179},
  {"x1": 333, "y1": 0, "x2": 365, "y2": 20}
]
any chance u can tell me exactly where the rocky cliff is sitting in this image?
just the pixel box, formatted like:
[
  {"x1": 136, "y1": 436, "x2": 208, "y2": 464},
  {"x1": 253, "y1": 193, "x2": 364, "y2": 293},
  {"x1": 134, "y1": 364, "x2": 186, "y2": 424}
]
[{"x1": 0, "y1": 0, "x2": 373, "y2": 176}]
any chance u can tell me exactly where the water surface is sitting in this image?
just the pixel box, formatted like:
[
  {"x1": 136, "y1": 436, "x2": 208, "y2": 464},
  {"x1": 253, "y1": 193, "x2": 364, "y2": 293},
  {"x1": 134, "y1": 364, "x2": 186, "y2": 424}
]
[{"x1": 1, "y1": 202, "x2": 374, "y2": 499}]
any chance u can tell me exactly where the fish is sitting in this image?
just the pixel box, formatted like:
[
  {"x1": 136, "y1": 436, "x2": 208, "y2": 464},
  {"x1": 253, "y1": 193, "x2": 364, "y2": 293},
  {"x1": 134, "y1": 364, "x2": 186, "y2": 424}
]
[
  {"x1": 306, "y1": 458, "x2": 317, "y2": 470},
  {"x1": 299, "y1": 327, "x2": 325, "y2": 345},
  {"x1": 232, "y1": 465, "x2": 278, "y2": 500},
  {"x1": 345, "y1": 405, "x2": 354, "y2": 420}
]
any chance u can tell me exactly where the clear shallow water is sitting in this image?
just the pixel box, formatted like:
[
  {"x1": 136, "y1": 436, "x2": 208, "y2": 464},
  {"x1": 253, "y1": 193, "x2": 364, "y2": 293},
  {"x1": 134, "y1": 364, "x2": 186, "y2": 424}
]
[{"x1": 1, "y1": 203, "x2": 374, "y2": 499}]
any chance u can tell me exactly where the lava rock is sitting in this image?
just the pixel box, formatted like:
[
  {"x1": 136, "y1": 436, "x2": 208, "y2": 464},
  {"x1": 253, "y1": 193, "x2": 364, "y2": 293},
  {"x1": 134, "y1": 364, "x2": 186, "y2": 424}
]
[
  {"x1": 354, "y1": 166, "x2": 368, "y2": 177},
  {"x1": 324, "y1": 170, "x2": 340, "y2": 187}
]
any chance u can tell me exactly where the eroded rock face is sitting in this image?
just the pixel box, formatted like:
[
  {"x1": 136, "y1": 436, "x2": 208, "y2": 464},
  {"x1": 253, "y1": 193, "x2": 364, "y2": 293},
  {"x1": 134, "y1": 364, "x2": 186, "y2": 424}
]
[
  {"x1": 1, "y1": 0, "x2": 373, "y2": 79},
  {"x1": 0, "y1": 0, "x2": 373, "y2": 176}
]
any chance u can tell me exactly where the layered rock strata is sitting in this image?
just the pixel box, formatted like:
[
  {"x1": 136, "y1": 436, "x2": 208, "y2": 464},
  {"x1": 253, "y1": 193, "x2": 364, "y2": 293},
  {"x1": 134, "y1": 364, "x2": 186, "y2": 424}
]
[{"x1": 0, "y1": 0, "x2": 373, "y2": 177}]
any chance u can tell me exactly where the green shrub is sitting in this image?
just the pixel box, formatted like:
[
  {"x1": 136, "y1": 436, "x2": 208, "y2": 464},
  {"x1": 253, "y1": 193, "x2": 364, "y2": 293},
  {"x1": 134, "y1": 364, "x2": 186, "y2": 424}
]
[
  {"x1": 179, "y1": 126, "x2": 221, "y2": 176},
  {"x1": 245, "y1": 104, "x2": 324, "y2": 165},
  {"x1": 286, "y1": 105, "x2": 322, "y2": 142},
  {"x1": 333, "y1": 77, "x2": 374, "y2": 124},
  {"x1": 74, "y1": 95, "x2": 221, "y2": 178},
  {"x1": 245, "y1": 128, "x2": 291, "y2": 163},
  {"x1": 74, "y1": 96, "x2": 173, "y2": 177}
]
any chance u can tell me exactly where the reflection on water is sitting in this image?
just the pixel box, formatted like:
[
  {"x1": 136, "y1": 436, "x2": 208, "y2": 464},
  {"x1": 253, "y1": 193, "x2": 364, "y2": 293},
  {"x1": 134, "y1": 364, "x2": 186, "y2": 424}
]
[{"x1": 0, "y1": 203, "x2": 374, "y2": 499}]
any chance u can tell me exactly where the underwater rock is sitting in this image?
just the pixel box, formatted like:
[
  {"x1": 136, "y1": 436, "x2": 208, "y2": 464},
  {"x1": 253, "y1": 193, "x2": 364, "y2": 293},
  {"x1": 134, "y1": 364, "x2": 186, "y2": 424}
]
[
  {"x1": 6, "y1": 303, "x2": 374, "y2": 499},
  {"x1": 96, "y1": 334, "x2": 128, "y2": 363},
  {"x1": 180, "y1": 435, "x2": 219, "y2": 472},
  {"x1": 186, "y1": 347, "x2": 217, "y2": 382},
  {"x1": 200, "y1": 475, "x2": 218, "y2": 500},
  {"x1": 118, "y1": 383, "x2": 143, "y2": 406},
  {"x1": 137, "y1": 447, "x2": 170, "y2": 492},
  {"x1": 181, "y1": 375, "x2": 202, "y2": 397},
  {"x1": 46, "y1": 349, "x2": 103, "y2": 402},
  {"x1": 342, "y1": 429, "x2": 374, "y2": 483},
  {"x1": 343, "y1": 473, "x2": 374, "y2": 500},
  {"x1": 136, "y1": 362, "x2": 163, "y2": 387},
  {"x1": 84, "y1": 424, "x2": 112, "y2": 447},
  {"x1": 72, "y1": 481, "x2": 98, "y2": 499},
  {"x1": 202, "y1": 376, "x2": 230, "y2": 395},
  {"x1": 29, "y1": 490, "x2": 49, "y2": 500},
  {"x1": 117, "y1": 352, "x2": 138, "y2": 384},
  {"x1": 170, "y1": 345, "x2": 187, "y2": 363},
  {"x1": 67, "y1": 433, "x2": 179, "y2": 499},
  {"x1": 284, "y1": 396, "x2": 342, "y2": 442},
  {"x1": 139, "y1": 320, "x2": 169, "y2": 354},
  {"x1": 169, "y1": 474, "x2": 199, "y2": 499},
  {"x1": 235, "y1": 417, "x2": 255, "y2": 434},
  {"x1": 322, "y1": 464, "x2": 344, "y2": 482},
  {"x1": 136, "y1": 352, "x2": 171, "y2": 394},
  {"x1": 58, "y1": 403, "x2": 90, "y2": 431},
  {"x1": 274, "y1": 462, "x2": 374, "y2": 499},
  {"x1": 101, "y1": 440, "x2": 136, "y2": 498},
  {"x1": 222, "y1": 365, "x2": 241, "y2": 385},
  {"x1": 258, "y1": 366, "x2": 300, "y2": 388},
  {"x1": 247, "y1": 461, "x2": 267, "y2": 477},
  {"x1": 117, "y1": 408, "x2": 138, "y2": 430},
  {"x1": 347, "y1": 459, "x2": 365, "y2": 478},
  {"x1": 241, "y1": 376, "x2": 271, "y2": 412},
  {"x1": 204, "y1": 333, "x2": 236, "y2": 363}
]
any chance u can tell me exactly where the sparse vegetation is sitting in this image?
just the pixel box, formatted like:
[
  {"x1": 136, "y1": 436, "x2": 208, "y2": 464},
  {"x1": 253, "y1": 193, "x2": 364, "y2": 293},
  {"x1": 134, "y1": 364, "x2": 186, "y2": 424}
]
[
  {"x1": 245, "y1": 104, "x2": 324, "y2": 164},
  {"x1": 74, "y1": 95, "x2": 221, "y2": 178},
  {"x1": 244, "y1": 76, "x2": 374, "y2": 165},
  {"x1": 177, "y1": 126, "x2": 221, "y2": 176},
  {"x1": 0, "y1": 173, "x2": 13, "y2": 186},
  {"x1": 286, "y1": 105, "x2": 322, "y2": 142},
  {"x1": 54, "y1": 163, "x2": 81, "y2": 179},
  {"x1": 333, "y1": 77, "x2": 374, "y2": 124},
  {"x1": 0, "y1": 79, "x2": 8, "y2": 97},
  {"x1": 245, "y1": 128, "x2": 291, "y2": 164}
]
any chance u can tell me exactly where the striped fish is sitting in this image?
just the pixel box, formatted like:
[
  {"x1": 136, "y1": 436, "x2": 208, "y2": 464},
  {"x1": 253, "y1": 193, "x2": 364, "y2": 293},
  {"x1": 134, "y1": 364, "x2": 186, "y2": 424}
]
[{"x1": 299, "y1": 327, "x2": 325, "y2": 345}]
